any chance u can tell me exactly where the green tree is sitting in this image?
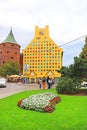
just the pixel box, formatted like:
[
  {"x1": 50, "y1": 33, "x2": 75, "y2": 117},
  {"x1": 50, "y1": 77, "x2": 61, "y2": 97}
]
[
  {"x1": 73, "y1": 57, "x2": 87, "y2": 80},
  {"x1": 56, "y1": 77, "x2": 80, "y2": 94},
  {"x1": 80, "y1": 37, "x2": 87, "y2": 59},
  {"x1": 57, "y1": 66, "x2": 69, "y2": 77},
  {"x1": 58, "y1": 56, "x2": 87, "y2": 80},
  {"x1": 56, "y1": 37, "x2": 87, "y2": 94},
  {"x1": 57, "y1": 65, "x2": 74, "y2": 78},
  {"x1": 0, "y1": 61, "x2": 20, "y2": 77}
]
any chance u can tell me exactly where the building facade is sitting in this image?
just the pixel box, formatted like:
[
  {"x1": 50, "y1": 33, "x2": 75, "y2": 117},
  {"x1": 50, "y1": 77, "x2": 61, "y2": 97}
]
[
  {"x1": 0, "y1": 29, "x2": 21, "y2": 66},
  {"x1": 22, "y1": 25, "x2": 63, "y2": 83}
]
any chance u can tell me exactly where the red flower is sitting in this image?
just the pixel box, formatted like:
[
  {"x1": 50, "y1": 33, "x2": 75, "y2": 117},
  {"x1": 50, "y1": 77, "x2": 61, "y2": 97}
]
[
  {"x1": 17, "y1": 99, "x2": 23, "y2": 107},
  {"x1": 43, "y1": 105, "x2": 54, "y2": 113}
]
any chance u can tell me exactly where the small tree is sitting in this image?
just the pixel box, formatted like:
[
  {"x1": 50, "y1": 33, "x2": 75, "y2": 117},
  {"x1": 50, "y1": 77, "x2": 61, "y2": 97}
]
[
  {"x1": 56, "y1": 37, "x2": 87, "y2": 94},
  {"x1": 56, "y1": 77, "x2": 80, "y2": 94},
  {"x1": 80, "y1": 37, "x2": 87, "y2": 59},
  {"x1": 73, "y1": 57, "x2": 87, "y2": 80},
  {"x1": 58, "y1": 56, "x2": 87, "y2": 81},
  {"x1": 57, "y1": 66, "x2": 69, "y2": 77},
  {"x1": 0, "y1": 61, "x2": 20, "y2": 77}
]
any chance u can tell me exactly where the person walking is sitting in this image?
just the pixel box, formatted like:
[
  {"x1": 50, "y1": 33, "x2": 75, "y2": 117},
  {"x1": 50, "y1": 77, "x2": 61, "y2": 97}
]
[
  {"x1": 38, "y1": 78, "x2": 42, "y2": 89},
  {"x1": 47, "y1": 76, "x2": 50, "y2": 89},
  {"x1": 47, "y1": 78, "x2": 51, "y2": 89},
  {"x1": 42, "y1": 77, "x2": 46, "y2": 90}
]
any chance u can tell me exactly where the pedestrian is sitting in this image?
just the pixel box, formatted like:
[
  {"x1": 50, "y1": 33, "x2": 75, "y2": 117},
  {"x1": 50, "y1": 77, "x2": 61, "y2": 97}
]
[
  {"x1": 47, "y1": 76, "x2": 52, "y2": 89},
  {"x1": 52, "y1": 78, "x2": 54, "y2": 87},
  {"x1": 38, "y1": 78, "x2": 42, "y2": 89},
  {"x1": 42, "y1": 77, "x2": 46, "y2": 90},
  {"x1": 47, "y1": 76, "x2": 50, "y2": 89},
  {"x1": 47, "y1": 78, "x2": 52, "y2": 89}
]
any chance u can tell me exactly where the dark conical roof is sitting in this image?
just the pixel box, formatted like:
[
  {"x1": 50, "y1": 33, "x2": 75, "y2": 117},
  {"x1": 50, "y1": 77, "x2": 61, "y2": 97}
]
[{"x1": 3, "y1": 28, "x2": 17, "y2": 44}]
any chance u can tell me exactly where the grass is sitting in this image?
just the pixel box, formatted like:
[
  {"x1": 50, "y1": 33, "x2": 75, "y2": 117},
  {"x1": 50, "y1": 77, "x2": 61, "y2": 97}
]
[{"x1": 0, "y1": 89, "x2": 87, "y2": 130}]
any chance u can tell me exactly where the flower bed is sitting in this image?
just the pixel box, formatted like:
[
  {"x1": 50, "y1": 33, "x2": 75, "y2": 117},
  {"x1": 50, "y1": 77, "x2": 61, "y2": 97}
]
[{"x1": 17, "y1": 92, "x2": 61, "y2": 113}]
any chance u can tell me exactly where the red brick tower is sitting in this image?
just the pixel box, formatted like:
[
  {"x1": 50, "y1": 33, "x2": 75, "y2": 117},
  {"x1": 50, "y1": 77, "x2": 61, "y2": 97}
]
[{"x1": 0, "y1": 28, "x2": 21, "y2": 66}]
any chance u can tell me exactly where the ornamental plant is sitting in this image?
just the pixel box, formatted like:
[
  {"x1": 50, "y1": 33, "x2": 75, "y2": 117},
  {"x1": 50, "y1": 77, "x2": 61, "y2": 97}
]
[
  {"x1": 17, "y1": 92, "x2": 61, "y2": 113},
  {"x1": 56, "y1": 77, "x2": 80, "y2": 94}
]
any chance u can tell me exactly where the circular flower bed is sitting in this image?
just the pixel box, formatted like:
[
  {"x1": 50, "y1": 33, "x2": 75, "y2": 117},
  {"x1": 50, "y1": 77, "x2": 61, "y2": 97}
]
[{"x1": 17, "y1": 92, "x2": 61, "y2": 113}]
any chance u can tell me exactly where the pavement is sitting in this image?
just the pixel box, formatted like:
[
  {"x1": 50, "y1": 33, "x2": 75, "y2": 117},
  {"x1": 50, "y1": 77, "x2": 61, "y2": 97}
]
[{"x1": 0, "y1": 82, "x2": 39, "y2": 99}]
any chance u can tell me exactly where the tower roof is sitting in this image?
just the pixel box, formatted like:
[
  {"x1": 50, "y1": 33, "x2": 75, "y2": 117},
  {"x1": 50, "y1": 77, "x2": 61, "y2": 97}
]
[{"x1": 2, "y1": 28, "x2": 17, "y2": 44}]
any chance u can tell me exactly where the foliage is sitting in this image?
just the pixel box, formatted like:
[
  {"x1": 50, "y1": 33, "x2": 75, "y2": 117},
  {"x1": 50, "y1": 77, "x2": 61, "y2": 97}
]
[
  {"x1": 58, "y1": 56, "x2": 87, "y2": 80},
  {"x1": 80, "y1": 37, "x2": 87, "y2": 59},
  {"x1": 73, "y1": 57, "x2": 87, "y2": 80},
  {"x1": 57, "y1": 54, "x2": 87, "y2": 94},
  {"x1": 57, "y1": 37, "x2": 87, "y2": 94},
  {"x1": 0, "y1": 60, "x2": 20, "y2": 77},
  {"x1": 17, "y1": 92, "x2": 61, "y2": 113},
  {"x1": 56, "y1": 77, "x2": 80, "y2": 94},
  {"x1": 57, "y1": 66, "x2": 69, "y2": 77}
]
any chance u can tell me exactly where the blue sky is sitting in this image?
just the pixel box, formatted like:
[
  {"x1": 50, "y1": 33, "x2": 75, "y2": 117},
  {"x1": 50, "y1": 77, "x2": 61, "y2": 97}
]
[{"x1": 0, "y1": 0, "x2": 87, "y2": 66}]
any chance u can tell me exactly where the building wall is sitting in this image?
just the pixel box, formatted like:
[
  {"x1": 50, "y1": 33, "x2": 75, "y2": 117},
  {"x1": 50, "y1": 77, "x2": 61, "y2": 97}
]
[
  {"x1": 20, "y1": 53, "x2": 23, "y2": 74},
  {"x1": 22, "y1": 26, "x2": 63, "y2": 83},
  {"x1": 0, "y1": 42, "x2": 20, "y2": 66}
]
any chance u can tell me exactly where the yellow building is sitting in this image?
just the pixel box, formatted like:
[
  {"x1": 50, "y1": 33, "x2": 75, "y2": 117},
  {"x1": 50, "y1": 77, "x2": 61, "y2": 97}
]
[{"x1": 22, "y1": 25, "x2": 63, "y2": 83}]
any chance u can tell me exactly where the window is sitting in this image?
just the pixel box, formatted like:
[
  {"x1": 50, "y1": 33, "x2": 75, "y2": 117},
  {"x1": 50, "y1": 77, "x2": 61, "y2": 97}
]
[
  {"x1": 39, "y1": 31, "x2": 44, "y2": 35},
  {"x1": 7, "y1": 51, "x2": 10, "y2": 53},
  {"x1": 11, "y1": 57, "x2": 13, "y2": 59}
]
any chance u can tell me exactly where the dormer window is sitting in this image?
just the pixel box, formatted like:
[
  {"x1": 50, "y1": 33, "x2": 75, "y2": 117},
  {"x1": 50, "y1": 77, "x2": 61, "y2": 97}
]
[{"x1": 39, "y1": 31, "x2": 44, "y2": 35}]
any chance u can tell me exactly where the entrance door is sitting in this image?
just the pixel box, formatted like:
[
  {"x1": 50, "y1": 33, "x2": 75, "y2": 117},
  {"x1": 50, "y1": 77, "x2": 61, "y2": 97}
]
[{"x1": 31, "y1": 78, "x2": 35, "y2": 83}]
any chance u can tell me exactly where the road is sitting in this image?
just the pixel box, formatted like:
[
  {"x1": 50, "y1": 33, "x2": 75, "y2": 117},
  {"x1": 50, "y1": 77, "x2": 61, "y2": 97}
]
[{"x1": 0, "y1": 82, "x2": 39, "y2": 99}]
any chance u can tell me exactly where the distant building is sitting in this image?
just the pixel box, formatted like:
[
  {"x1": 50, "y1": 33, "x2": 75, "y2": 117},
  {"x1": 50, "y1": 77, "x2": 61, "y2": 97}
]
[
  {"x1": 22, "y1": 25, "x2": 63, "y2": 83},
  {"x1": 0, "y1": 28, "x2": 21, "y2": 66}
]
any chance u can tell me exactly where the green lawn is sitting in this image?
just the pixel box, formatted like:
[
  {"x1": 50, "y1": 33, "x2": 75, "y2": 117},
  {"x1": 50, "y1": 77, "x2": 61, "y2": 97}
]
[{"x1": 0, "y1": 89, "x2": 87, "y2": 130}]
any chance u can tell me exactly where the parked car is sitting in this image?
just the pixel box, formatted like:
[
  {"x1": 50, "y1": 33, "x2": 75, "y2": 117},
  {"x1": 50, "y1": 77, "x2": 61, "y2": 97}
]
[
  {"x1": 81, "y1": 82, "x2": 87, "y2": 87},
  {"x1": 0, "y1": 78, "x2": 7, "y2": 88}
]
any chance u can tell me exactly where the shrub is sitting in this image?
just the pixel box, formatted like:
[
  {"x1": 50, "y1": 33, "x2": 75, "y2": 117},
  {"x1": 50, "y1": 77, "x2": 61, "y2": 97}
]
[
  {"x1": 56, "y1": 77, "x2": 80, "y2": 94},
  {"x1": 17, "y1": 92, "x2": 61, "y2": 113}
]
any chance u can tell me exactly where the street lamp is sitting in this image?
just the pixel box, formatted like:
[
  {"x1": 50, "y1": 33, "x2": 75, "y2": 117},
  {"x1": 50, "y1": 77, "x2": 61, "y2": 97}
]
[{"x1": 24, "y1": 64, "x2": 29, "y2": 84}]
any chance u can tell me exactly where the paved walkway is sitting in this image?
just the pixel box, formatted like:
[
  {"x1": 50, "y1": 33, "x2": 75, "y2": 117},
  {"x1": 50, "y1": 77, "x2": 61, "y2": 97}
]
[{"x1": 0, "y1": 82, "x2": 39, "y2": 99}]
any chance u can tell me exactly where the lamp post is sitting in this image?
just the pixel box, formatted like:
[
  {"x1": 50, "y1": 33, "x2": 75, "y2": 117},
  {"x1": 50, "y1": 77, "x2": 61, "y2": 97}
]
[{"x1": 24, "y1": 64, "x2": 29, "y2": 84}]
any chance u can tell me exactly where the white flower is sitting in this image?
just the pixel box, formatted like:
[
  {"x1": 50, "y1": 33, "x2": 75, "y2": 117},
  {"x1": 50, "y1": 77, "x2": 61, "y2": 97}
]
[{"x1": 20, "y1": 92, "x2": 59, "y2": 112}]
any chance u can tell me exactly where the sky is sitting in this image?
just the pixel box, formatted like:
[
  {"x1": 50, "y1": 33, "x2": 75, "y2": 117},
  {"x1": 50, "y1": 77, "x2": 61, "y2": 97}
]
[{"x1": 0, "y1": 0, "x2": 87, "y2": 66}]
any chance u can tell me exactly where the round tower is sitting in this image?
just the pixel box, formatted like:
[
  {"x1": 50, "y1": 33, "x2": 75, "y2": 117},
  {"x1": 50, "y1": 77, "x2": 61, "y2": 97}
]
[{"x1": 0, "y1": 28, "x2": 21, "y2": 66}]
